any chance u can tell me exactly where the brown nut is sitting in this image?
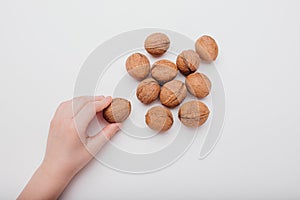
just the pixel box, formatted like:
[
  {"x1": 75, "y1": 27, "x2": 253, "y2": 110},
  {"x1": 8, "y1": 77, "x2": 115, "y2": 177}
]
[
  {"x1": 160, "y1": 80, "x2": 187, "y2": 108},
  {"x1": 136, "y1": 78, "x2": 160, "y2": 104},
  {"x1": 145, "y1": 106, "x2": 173, "y2": 132},
  {"x1": 144, "y1": 33, "x2": 170, "y2": 56},
  {"x1": 178, "y1": 101, "x2": 210, "y2": 127},
  {"x1": 103, "y1": 98, "x2": 131, "y2": 123},
  {"x1": 185, "y1": 72, "x2": 211, "y2": 98},
  {"x1": 176, "y1": 50, "x2": 200, "y2": 76},
  {"x1": 195, "y1": 35, "x2": 218, "y2": 62},
  {"x1": 151, "y1": 60, "x2": 178, "y2": 85},
  {"x1": 125, "y1": 53, "x2": 150, "y2": 80}
]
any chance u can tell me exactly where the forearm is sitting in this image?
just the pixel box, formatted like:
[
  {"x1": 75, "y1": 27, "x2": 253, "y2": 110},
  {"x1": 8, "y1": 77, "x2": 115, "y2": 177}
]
[{"x1": 18, "y1": 163, "x2": 73, "y2": 200}]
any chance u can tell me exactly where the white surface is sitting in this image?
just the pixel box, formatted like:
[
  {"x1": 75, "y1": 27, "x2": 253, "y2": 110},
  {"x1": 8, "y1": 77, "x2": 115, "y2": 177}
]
[{"x1": 0, "y1": 0, "x2": 300, "y2": 199}]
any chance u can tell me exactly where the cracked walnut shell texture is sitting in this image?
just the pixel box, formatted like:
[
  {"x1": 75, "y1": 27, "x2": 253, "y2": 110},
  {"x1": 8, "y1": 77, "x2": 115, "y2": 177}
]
[
  {"x1": 178, "y1": 100, "x2": 210, "y2": 127},
  {"x1": 144, "y1": 33, "x2": 170, "y2": 56},
  {"x1": 136, "y1": 78, "x2": 160, "y2": 104},
  {"x1": 103, "y1": 98, "x2": 131, "y2": 123},
  {"x1": 176, "y1": 50, "x2": 200, "y2": 76},
  {"x1": 160, "y1": 80, "x2": 187, "y2": 108},
  {"x1": 185, "y1": 72, "x2": 211, "y2": 99},
  {"x1": 145, "y1": 106, "x2": 173, "y2": 132},
  {"x1": 125, "y1": 53, "x2": 150, "y2": 81},
  {"x1": 151, "y1": 59, "x2": 178, "y2": 85},
  {"x1": 195, "y1": 35, "x2": 218, "y2": 62}
]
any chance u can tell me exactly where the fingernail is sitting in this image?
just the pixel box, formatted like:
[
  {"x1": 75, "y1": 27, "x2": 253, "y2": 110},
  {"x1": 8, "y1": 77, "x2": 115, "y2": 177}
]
[
  {"x1": 95, "y1": 96, "x2": 111, "y2": 106},
  {"x1": 95, "y1": 95, "x2": 105, "y2": 100},
  {"x1": 105, "y1": 96, "x2": 112, "y2": 102}
]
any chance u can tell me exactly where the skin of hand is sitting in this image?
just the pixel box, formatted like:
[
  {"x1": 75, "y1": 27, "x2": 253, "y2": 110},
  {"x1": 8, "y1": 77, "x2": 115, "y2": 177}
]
[{"x1": 18, "y1": 96, "x2": 121, "y2": 200}]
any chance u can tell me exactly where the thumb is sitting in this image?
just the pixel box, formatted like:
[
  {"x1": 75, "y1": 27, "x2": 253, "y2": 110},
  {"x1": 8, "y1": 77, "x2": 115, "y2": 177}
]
[{"x1": 86, "y1": 123, "x2": 121, "y2": 155}]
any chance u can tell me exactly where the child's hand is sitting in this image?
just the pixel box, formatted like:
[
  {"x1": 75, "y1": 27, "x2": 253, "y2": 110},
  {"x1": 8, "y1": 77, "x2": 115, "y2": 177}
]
[
  {"x1": 18, "y1": 96, "x2": 121, "y2": 200},
  {"x1": 44, "y1": 95, "x2": 120, "y2": 178}
]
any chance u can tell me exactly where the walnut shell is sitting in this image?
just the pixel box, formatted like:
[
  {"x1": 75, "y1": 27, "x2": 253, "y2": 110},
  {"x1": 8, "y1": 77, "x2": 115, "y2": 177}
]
[
  {"x1": 151, "y1": 60, "x2": 178, "y2": 85},
  {"x1": 160, "y1": 80, "x2": 187, "y2": 108},
  {"x1": 144, "y1": 33, "x2": 170, "y2": 56},
  {"x1": 103, "y1": 98, "x2": 131, "y2": 123},
  {"x1": 125, "y1": 53, "x2": 150, "y2": 80},
  {"x1": 178, "y1": 101, "x2": 210, "y2": 127},
  {"x1": 136, "y1": 78, "x2": 160, "y2": 104},
  {"x1": 195, "y1": 35, "x2": 218, "y2": 62},
  {"x1": 176, "y1": 50, "x2": 200, "y2": 76},
  {"x1": 185, "y1": 72, "x2": 211, "y2": 98},
  {"x1": 145, "y1": 106, "x2": 173, "y2": 132}
]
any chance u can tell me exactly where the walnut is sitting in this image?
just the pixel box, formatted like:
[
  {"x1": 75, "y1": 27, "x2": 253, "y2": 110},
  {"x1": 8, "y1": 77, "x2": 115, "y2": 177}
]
[
  {"x1": 178, "y1": 101, "x2": 210, "y2": 127},
  {"x1": 136, "y1": 78, "x2": 160, "y2": 104},
  {"x1": 145, "y1": 106, "x2": 173, "y2": 132},
  {"x1": 176, "y1": 50, "x2": 200, "y2": 76},
  {"x1": 151, "y1": 59, "x2": 178, "y2": 85},
  {"x1": 185, "y1": 72, "x2": 211, "y2": 98},
  {"x1": 144, "y1": 33, "x2": 170, "y2": 56},
  {"x1": 103, "y1": 98, "x2": 131, "y2": 123},
  {"x1": 160, "y1": 80, "x2": 187, "y2": 108},
  {"x1": 125, "y1": 53, "x2": 150, "y2": 80},
  {"x1": 195, "y1": 35, "x2": 218, "y2": 62}
]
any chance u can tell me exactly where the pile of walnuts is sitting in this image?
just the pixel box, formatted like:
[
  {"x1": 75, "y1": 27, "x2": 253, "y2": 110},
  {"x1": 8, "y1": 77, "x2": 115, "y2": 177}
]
[{"x1": 103, "y1": 32, "x2": 219, "y2": 133}]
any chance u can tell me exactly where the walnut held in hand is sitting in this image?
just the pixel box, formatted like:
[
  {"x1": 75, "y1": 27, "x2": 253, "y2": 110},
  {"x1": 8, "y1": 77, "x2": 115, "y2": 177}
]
[
  {"x1": 103, "y1": 98, "x2": 131, "y2": 123},
  {"x1": 136, "y1": 78, "x2": 160, "y2": 104},
  {"x1": 178, "y1": 101, "x2": 210, "y2": 127},
  {"x1": 195, "y1": 35, "x2": 218, "y2": 62},
  {"x1": 126, "y1": 53, "x2": 150, "y2": 80},
  {"x1": 185, "y1": 72, "x2": 211, "y2": 98},
  {"x1": 145, "y1": 106, "x2": 173, "y2": 132},
  {"x1": 176, "y1": 50, "x2": 200, "y2": 76},
  {"x1": 144, "y1": 33, "x2": 170, "y2": 56},
  {"x1": 160, "y1": 80, "x2": 187, "y2": 108},
  {"x1": 151, "y1": 59, "x2": 178, "y2": 85}
]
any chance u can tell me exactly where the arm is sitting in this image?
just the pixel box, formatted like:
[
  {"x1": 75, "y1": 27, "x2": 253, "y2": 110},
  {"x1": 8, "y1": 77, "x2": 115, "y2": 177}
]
[{"x1": 18, "y1": 96, "x2": 120, "y2": 200}]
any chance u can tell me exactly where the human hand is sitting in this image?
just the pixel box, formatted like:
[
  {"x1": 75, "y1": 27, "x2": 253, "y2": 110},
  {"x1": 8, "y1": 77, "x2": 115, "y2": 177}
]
[
  {"x1": 44, "y1": 95, "x2": 121, "y2": 178},
  {"x1": 18, "y1": 96, "x2": 121, "y2": 200}
]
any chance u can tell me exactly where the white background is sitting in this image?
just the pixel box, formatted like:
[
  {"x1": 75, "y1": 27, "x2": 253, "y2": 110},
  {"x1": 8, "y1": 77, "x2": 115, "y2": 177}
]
[{"x1": 1, "y1": 0, "x2": 300, "y2": 199}]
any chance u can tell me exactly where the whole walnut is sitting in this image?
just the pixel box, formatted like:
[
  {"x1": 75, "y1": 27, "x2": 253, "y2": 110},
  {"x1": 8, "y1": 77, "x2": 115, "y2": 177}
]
[
  {"x1": 145, "y1": 106, "x2": 173, "y2": 132},
  {"x1": 160, "y1": 80, "x2": 187, "y2": 108},
  {"x1": 144, "y1": 33, "x2": 170, "y2": 56},
  {"x1": 125, "y1": 53, "x2": 150, "y2": 80},
  {"x1": 178, "y1": 101, "x2": 210, "y2": 127},
  {"x1": 151, "y1": 59, "x2": 178, "y2": 85},
  {"x1": 176, "y1": 50, "x2": 200, "y2": 76},
  {"x1": 103, "y1": 98, "x2": 131, "y2": 123},
  {"x1": 136, "y1": 78, "x2": 160, "y2": 104},
  {"x1": 185, "y1": 72, "x2": 211, "y2": 98},
  {"x1": 195, "y1": 35, "x2": 218, "y2": 62}
]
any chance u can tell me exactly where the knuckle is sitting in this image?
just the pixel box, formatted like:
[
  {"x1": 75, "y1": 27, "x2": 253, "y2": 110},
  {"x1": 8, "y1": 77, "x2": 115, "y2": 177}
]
[
  {"x1": 67, "y1": 119, "x2": 77, "y2": 131},
  {"x1": 59, "y1": 101, "x2": 69, "y2": 108},
  {"x1": 82, "y1": 96, "x2": 92, "y2": 101},
  {"x1": 73, "y1": 96, "x2": 93, "y2": 104}
]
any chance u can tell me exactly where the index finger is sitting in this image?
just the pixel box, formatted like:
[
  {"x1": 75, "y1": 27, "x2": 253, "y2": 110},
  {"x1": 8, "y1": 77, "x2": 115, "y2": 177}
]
[{"x1": 73, "y1": 96, "x2": 112, "y2": 135}]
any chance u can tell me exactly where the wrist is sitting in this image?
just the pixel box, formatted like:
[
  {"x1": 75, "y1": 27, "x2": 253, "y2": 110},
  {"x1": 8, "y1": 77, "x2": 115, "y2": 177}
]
[
  {"x1": 39, "y1": 161, "x2": 74, "y2": 185},
  {"x1": 18, "y1": 161, "x2": 74, "y2": 200}
]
